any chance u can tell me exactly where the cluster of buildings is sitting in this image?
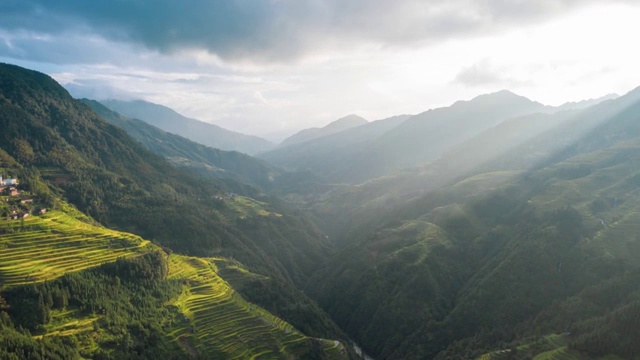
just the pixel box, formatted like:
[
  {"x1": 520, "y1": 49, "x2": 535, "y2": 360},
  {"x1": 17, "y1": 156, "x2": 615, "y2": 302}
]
[
  {"x1": 1, "y1": 175, "x2": 47, "y2": 221},
  {"x1": 6, "y1": 209, "x2": 30, "y2": 221},
  {"x1": 0, "y1": 175, "x2": 20, "y2": 196},
  {"x1": 214, "y1": 192, "x2": 238, "y2": 201},
  {"x1": 1, "y1": 175, "x2": 18, "y2": 186},
  {"x1": 6, "y1": 208, "x2": 46, "y2": 221}
]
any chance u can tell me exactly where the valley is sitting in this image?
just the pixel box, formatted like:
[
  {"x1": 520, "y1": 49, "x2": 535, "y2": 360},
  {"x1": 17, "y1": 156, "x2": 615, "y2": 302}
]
[
  {"x1": 2, "y1": 61, "x2": 640, "y2": 359},
  {"x1": 0, "y1": 196, "x2": 347, "y2": 359},
  {"x1": 2, "y1": 1, "x2": 640, "y2": 359}
]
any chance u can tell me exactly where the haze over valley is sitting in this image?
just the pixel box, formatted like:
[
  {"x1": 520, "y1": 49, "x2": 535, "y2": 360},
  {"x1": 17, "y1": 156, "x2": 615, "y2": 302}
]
[{"x1": 1, "y1": 1, "x2": 640, "y2": 360}]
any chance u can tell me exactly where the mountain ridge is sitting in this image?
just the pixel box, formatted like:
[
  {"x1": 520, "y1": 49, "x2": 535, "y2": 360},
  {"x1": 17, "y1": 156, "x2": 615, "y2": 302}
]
[
  {"x1": 278, "y1": 114, "x2": 369, "y2": 148},
  {"x1": 259, "y1": 114, "x2": 411, "y2": 181},
  {"x1": 0, "y1": 62, "x2": 354, "y2": 359},
  {"x1": 101, "y1": 99, "x2": 275, "y2": 155},
  {"x1": 306, "y1": 85, "x2": 640, "y2": 360},
  {"x1": 83, "y1": 98, "x2": 281, "y2": 192}
]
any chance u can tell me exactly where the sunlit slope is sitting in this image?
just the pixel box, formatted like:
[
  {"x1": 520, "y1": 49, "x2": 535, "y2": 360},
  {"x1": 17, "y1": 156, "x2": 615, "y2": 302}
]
[
  {"x1": 0, "y1": 212, "x2": 347, "y2": 358},
  {"x1": 526, "y1": 138, "x2": 640, "y2": 268},
  {"x1": 166, "y1": 254, "x2": 346, "y2": 359},
  {"x1": 0, "y1": 210, "x2": 151, "y2": 286},
  {"x1": 309, "y1": 125, "x2": 640, "y2": 358},
  {"x1": 477, "y1": 333, "x2": 623, "y2": 360}
]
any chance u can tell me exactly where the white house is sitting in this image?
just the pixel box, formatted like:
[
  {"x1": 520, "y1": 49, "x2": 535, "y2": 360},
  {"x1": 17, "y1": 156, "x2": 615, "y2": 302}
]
[{"x1": 0, "y1": 176, "x2": 18, "y2": 186}]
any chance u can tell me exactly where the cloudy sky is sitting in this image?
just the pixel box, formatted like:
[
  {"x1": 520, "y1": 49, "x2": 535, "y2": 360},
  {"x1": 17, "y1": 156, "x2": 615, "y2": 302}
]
[{"x1": 1, "y1": 0, "x2": 639, "y2": 141}]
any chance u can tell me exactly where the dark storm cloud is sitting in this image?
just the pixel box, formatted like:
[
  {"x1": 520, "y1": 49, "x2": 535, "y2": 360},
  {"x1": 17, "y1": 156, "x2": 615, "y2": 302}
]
[{"x1": 0, "y1": 0, "x2": 631, "y2": 63}]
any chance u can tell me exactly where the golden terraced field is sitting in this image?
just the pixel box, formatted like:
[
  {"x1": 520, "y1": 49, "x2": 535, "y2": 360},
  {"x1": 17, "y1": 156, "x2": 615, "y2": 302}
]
[{"x1": 0, "y1": 211, "x2": 151, "y2": 286}]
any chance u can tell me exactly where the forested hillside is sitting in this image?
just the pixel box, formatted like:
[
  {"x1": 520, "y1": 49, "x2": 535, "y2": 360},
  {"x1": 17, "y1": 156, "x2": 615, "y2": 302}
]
[
  {"x1": 100, "y1": 99, "x2": 274, "y2": 155},
  {"x1": 3, "y1": 1, "x2": 636, "y2": 359},
  {"x1": 83, "y1": 99, "x2": 281, "y2": 192},
  {"x1": 0, "y1": 63, "x2": 353, "y2": 359},
  {"x1": 305, "y1": 93, "x2": 627, "y2": 245},
  {"x1": 3, "y1": 61, "x2": 640, "y2": 360},
  {"x1": 307, "y1": 86, "x2": 640, "y2": 359},
  {"x1": 0, "y1": 63, "x2": 333, "y2": 285}
]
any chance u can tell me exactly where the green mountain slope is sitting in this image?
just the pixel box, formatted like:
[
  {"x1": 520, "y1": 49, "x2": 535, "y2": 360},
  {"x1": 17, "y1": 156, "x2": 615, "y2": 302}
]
[
  {"x1": 0, "y1": 62, "x2": 332, "y2": 287},
  {"x1": 82, "y1": 99, "x2": 281, "y2": 192},
  {"x1": 0, "y1": 62, "x2": 352, "y2": 359},
  {"x1": 166, "y1": 255, "x2": 349, "y2": 359},
  {"x1": 0, "y1": 208, "x2": 347, "y2": 358},
  {"x1": 0, "y1": 63, "x2": 356, "y2": 354},
  {"x1": 306, "y1": 92, "x2": 630, "y2": 246},
  {"x1": 100, "y1": 99, "x2": 274, "y2": 155},
  {"x1": 0, "y1": 210, "x2": 151, "y2": 286},
  {"x1": 308, "y1": 88, "x2": 640, "y2": 359}
]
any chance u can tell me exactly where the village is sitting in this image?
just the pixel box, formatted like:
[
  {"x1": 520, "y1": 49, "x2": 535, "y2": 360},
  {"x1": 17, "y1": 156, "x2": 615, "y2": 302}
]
[{"x1": 0, "y1": 175, "x2": 47, "y2": 221}]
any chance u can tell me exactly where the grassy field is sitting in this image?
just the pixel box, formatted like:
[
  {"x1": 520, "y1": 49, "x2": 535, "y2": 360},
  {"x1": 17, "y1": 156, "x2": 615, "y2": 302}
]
[
  {"x1": 0, "y1": 210, "x2": 151, "y2": 286},
  {"x1": 166, "y1": 254, "x2": 346, "y2": 359}
]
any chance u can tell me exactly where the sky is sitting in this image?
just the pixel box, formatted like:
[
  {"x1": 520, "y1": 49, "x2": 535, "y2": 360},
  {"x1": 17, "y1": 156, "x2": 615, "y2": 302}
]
[{"x1": 0, "y1": 0, "x2": 639, "y2": 142}]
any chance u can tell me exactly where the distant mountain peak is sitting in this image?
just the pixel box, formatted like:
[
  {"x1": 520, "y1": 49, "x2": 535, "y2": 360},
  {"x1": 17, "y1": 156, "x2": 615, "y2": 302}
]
[
  {"x1": 324, "y1": 114, "x2": 368, "y2": 129},
  {"x1": 471, "y1": 89, "x2": 533, "y2": 103},
  {"x1": 278, "y1": 114, "x2": 368, "y2": 147},
  {"x1": 445, "y1": 90, "x2": 545, "y2": 115},
  {"x1": 556, "y1": 93, "x2": 620, "y2": 111}
]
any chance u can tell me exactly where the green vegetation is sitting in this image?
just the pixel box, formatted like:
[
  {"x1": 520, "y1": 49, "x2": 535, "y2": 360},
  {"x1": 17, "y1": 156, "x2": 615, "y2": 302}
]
[
  {"x1": 7, "y1": 61, "x2": 640, "y2": 360},
  {"x1": 0, "y1": 222, "x2": 348, "y2": 359},
  {"x1": 84, "y1": 99, "x2": 281, "y2": 192},
  {"x1": 307, "y1": 88, "x2": 640, "y2": 359},
  {"x1": 165, "y1": 255, "x2": 347, "y2": 359},
  {"x1": 2, "y1": 252, "x2": 187, "y2": 359},
  {"x1": 214, "y1": 259, "x2": 352, "y2": 348},
  {"x1": 225, "y1": 195, "x2": 282, "y2": 218},
  {"x1": 0, "y1": 63, "x2": 351, "y2": 359},
  {"x1": 0, "y1": 63, "x2": 332, "y2": 289},
  {"x1": 0, "y1": 210, "x2": 151, "y2": 286}
]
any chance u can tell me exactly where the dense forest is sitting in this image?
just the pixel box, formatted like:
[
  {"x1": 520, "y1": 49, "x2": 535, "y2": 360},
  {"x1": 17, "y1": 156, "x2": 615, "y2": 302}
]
[
  {"x1": 303, "y1": 87, "x2": 640, "y2": 359},
  {"x1": 3, "y1": 61, "x2": 640, "y2": 359},
  {"x1": 0, "y1": 63, "x2": 353, "y2": 359},
  {"x1": 1, "y1": 253, "x2": 185, "y2": 359}
]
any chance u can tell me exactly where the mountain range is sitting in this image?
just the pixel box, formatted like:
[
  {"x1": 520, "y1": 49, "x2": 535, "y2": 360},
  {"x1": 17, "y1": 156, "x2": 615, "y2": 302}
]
[
  {"x1": 100, "y1": 99, "x2": 275, "y2": 155},
  {"x1": 0, "y1": 63, "x2": 352, "y2": 359},
  {"x1": 83, "y1": 99, "x2": 281, "y2": 192},
  {"x1": 2, "y1": 61, "x2": 640, "y2": 360},
  {"x1": 277, "y1": 114, "x2": 369, "y2": 148},
  {"x1": 261, "y1": 90, "x2": 616, "y2": 185}
]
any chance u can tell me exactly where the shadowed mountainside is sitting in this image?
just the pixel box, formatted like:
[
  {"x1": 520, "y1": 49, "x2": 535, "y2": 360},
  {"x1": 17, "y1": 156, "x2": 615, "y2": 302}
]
[{"x1": 101, "y1": 99, "x2": 275, "y2": 155}]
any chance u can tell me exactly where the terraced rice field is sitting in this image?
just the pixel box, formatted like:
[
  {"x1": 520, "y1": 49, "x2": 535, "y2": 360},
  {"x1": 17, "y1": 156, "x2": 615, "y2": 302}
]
[
  {"x1": 166, "y1": 255, "x2": 345, "y2": 359},
  {"x1": 227, "y1": 196, "x2": 282, "y2": 219},
  {"x1": 0, "y1": 211, "x2": 151, "y2": 286},
  {"x1": 33, "y1": 308, "x2": 98, "y2": 340},
  {"x1": 532, "y1": 347, "x2": 582, "y2": 360},
  {"x1": 476, "y1": 334, "x2": 572, "y2": 360},
  {"x1": 1, "y1": 211, "x2": 347, "y2": 358}
]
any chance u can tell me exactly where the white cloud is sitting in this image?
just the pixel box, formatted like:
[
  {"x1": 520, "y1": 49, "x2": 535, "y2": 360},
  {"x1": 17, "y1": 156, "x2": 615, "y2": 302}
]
[{"x1": 2, "y1": 1, "x2": 639, "y2": 140}]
